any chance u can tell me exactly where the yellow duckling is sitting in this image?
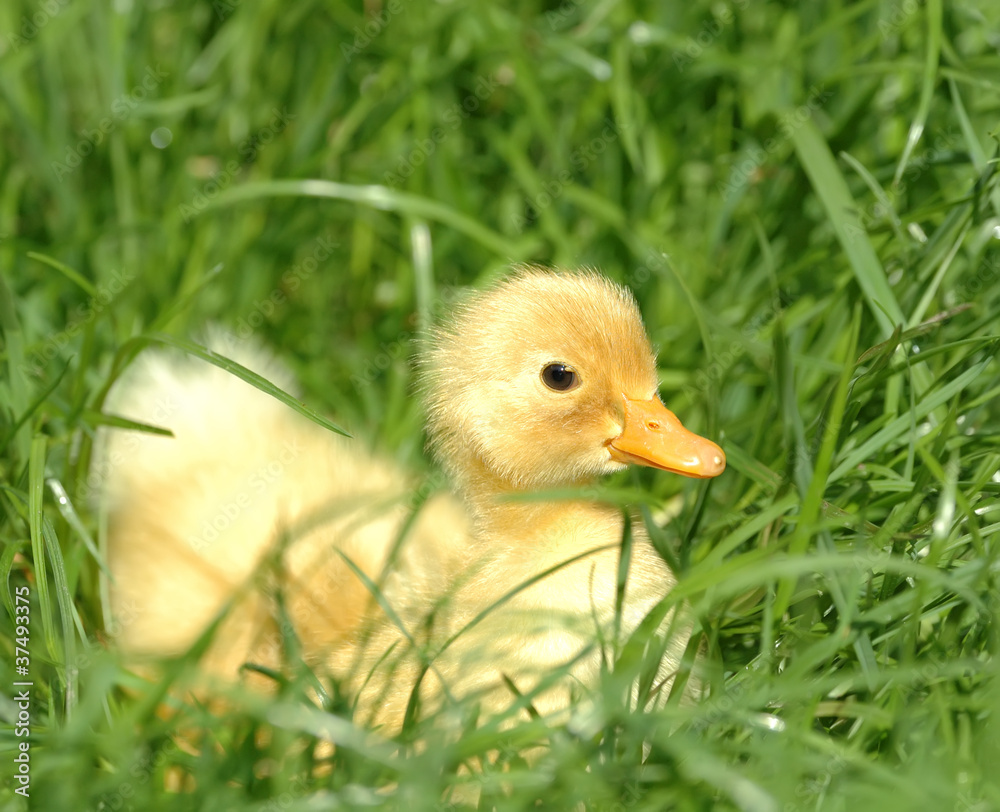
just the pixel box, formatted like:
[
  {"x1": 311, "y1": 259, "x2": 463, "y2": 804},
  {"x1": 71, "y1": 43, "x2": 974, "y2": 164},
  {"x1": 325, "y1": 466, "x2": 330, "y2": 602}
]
[{"x1": 98, "y1": 267, "x2": 724, "y2": 729}]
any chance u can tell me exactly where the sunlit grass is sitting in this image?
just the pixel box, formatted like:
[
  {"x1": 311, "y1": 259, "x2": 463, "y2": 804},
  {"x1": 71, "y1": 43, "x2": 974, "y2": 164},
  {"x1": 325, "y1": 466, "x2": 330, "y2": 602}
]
[{"x1": 1, "y1": 0, "x2": 999, "y2": 809}]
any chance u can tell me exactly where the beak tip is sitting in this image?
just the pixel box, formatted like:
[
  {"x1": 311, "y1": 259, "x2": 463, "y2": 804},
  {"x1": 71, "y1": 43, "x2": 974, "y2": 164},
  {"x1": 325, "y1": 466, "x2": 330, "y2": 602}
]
[{"x1": 698, "y1": 448, "x2": 726, "y2": 478}]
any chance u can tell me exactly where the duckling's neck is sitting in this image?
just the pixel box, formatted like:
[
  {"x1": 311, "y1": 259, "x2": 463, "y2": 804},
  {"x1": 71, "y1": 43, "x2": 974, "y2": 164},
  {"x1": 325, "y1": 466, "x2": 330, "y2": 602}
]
[{"x1": 456, "y1": 456, "x2": 623, "y2": 556}]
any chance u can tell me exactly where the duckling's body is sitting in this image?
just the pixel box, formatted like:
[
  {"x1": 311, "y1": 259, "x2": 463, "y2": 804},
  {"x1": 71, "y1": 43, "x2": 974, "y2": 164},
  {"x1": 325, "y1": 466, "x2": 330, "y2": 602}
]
[
  {"x1": 99, "y1": 268, "x2": 724, "y2": 729},
  {"x1": 100, "y1": 348, "x2": 469, "y2": 686}
]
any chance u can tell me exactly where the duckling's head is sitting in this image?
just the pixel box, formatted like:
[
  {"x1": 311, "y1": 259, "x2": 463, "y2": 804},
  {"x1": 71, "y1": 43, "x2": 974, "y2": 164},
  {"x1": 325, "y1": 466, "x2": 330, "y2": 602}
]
[{"x1": 424, "y1": 268, "x2": 725, "y2": 495}]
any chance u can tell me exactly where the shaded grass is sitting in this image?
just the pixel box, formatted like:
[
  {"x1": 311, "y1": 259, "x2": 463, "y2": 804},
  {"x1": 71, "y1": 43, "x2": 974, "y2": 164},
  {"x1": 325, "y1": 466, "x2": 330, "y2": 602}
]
[{"x1": 1, "y1": 0, "x2": 1000, "y2": 809}]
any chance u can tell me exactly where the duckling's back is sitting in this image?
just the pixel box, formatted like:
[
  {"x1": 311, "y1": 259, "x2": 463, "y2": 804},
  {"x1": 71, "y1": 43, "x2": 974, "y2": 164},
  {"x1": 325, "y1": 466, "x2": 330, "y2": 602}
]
[{"x1": 96, "y1": 339, "x2": 468, "y2": 684}]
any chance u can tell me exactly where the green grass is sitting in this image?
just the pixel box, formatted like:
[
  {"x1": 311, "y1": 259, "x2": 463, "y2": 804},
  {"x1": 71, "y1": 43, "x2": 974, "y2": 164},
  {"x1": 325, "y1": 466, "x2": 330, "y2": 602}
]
[{"x1": 2, "y1": 0, "x2": 1000, "y2": 809}]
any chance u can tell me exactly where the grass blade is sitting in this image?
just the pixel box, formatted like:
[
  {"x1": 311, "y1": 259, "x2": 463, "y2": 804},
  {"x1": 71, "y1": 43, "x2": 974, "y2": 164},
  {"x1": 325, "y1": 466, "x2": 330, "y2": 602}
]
[
  {"x1": 26, "y1": 252, "x2": 98, "y2": 299},
  {"x1": 28, "y1": 435, "x2": 57, "y2": 662},
  {"x1": 791, "y1": 119, "x2": 903, "y2": 335},
  {"x1": 892, "y1": 0, "x2": 942, "y2": 186}
]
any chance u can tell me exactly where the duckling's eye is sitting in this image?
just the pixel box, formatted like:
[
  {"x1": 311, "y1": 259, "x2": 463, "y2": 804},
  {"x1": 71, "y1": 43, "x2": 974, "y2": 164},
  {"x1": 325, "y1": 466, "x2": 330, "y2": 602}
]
[{"x1": 541, "y1": 363, "x2": 579, "y2": 392}]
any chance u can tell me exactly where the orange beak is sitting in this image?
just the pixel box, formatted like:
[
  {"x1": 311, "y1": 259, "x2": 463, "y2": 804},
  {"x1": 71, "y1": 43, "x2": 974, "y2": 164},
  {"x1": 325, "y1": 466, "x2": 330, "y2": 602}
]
[{"x1": 608, "y1": 396, "x2": 726, "y2": 479}]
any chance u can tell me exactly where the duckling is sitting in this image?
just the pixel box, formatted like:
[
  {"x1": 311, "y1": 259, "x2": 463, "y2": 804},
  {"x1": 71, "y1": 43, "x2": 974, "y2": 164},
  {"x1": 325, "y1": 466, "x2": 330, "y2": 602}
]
[{"x1": 98, "y1": 267, "x2": 724, "y2": 730}]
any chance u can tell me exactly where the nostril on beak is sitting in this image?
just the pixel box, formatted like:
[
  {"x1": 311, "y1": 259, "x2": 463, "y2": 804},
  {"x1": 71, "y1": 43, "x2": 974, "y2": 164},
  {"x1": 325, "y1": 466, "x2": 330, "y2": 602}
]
[{"x1": 647, "y1": 421, "x2": 660, "y2": 430}]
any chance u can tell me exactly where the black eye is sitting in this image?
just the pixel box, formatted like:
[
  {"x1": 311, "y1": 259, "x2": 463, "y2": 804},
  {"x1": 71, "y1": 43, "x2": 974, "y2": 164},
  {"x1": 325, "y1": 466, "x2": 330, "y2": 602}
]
[{"x1": 541, "y1": 363, "x2": 578, "y2": 392}]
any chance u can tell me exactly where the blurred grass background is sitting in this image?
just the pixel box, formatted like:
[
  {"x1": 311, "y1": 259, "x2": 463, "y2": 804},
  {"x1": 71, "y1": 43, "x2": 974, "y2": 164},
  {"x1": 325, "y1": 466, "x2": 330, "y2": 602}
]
[{"x1": 2, "y1": 0, "x2": 1000, "y2": 809}]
